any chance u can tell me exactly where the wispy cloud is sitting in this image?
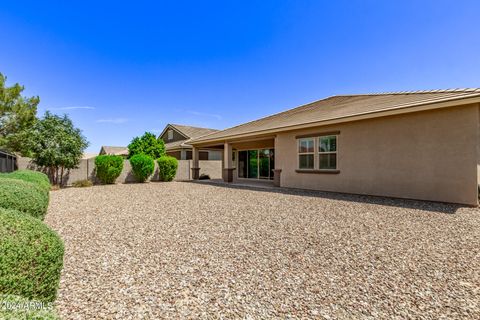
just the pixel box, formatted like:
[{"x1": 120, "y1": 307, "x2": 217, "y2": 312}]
[
  {"x1": 186, "y1": 110, "x2": 222, "y2": 120},
  {"x1": 96, "y1": 118, "x2": 129, "y2": 124},
  {"x1": 49, "y1": 106, "x2": 95, "y2": 111}
]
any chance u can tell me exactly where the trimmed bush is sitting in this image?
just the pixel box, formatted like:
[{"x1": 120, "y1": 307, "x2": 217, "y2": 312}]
[
  {"x1": 157, "y1": 156, "x2": 178, "y2": 182},
  {"x1": 0, "y1": 294, "x2": 59, "y2": 319},
  {"x1": 0, "y1": 208, "x2": 64, "y2": 302},
  {"x1": 0, "y1": 178, "x2": 49, "y2": 220},
  {"x1": 72, "y1": 179, "x2": 93, "y2": 188},
  {"x1": 130, "y1": 154, "x2": 155, "y2": 182},
  {"x1": 5, "y1": 170, "x2": 51, "y2": 192},
  {"x1": 95, "y1": 155, "x2": 124, "y2": 184}
]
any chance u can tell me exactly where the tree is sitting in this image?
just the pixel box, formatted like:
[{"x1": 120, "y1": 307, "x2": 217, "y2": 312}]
[
  {"x1": 26, "y1": 112, "x2": 89, "y2": 186},
  {"x1": 127, "y1": 132, "x2": 166, "y2": 159},
  {"x1": 0, "y1": 72, "x2": 39, "y2": 155}
]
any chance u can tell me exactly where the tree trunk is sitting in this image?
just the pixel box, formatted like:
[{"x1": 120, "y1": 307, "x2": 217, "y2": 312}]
[{"x1": 60, "y1": 166, "x2": 64, "y2": 187}]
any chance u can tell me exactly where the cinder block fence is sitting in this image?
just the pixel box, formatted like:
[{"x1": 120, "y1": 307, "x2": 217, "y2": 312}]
[{"x1": 17, "y1": 157, "x2": 222, "y2": 186}]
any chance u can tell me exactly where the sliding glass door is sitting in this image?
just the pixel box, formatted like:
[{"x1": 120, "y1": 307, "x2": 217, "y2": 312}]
[
  {"x1": 248, "y1": 150, "x2": 258, "y2": 178},
  {"x1": 237, "y1": 149, "x2": 274, "y2": 180}
]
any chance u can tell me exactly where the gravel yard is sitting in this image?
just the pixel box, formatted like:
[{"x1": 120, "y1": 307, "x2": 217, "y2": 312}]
[{"x1": 46, "y1": 182, "x2": 480, "y2": 319}]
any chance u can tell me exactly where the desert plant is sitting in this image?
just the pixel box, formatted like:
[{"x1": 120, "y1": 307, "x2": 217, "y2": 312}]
[
  {"x1": 5, "y1": 170, "x2": 51, "y2": 192},
  {"x1": 127, "y1": 132, "x2": 165, "y2": 159},
  {"x1": 71, "y1": 179, "x2": 93, "y2": 188},
  {"x1": 129, "y1": 154, "x2": 154, "y2": 182},
  {"x1": 157, "y1": 156, "x2": 178, "y2": 182},
  {"x1": 0, "y1": 208, "x2": 64, "y2": 302},
  {"x1": 95, "y1": 155, "x2": 124, "y2": 184},
  {"x1": 0, "y1": 178, "x2": 49, "y2": 220}
]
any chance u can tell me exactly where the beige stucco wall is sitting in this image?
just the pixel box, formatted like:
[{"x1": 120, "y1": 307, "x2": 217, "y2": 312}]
[
  {"x1": 17, "y1": 158, "x2": 222, "y2": 184},
  {"x1": 275, "y1": 104, "x2": 480, "y2": 205}
]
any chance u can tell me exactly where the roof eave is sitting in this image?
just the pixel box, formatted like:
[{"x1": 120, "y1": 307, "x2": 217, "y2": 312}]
[{"x1": 190, "y1": 95, "x2": 480, "y2": 146}]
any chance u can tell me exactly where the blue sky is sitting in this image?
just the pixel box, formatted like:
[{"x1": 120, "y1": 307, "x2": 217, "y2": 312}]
[{"x1": 1, "y1": 1, "x2": 479, "y2": 152}]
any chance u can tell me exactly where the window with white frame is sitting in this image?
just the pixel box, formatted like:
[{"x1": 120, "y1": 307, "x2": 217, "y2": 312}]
[
  {"x1": 318, "y1": 135, "x2": 337, "y2": 169},
  {"x1": 167, "y1": 129, "x2": 173, "y2": 140},
  {"x1": 298, "y1": 138, "x2": 315, "y2": 169}
]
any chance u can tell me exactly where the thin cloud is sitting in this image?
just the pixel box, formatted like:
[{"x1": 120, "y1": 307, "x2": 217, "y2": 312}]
[
  {"x1": 50, "y1": 106, "x2": 95, "y2": 110},
  {"x1": 96, "y1": 118, "x2": 129, "y2": 124},
  {"x1": 186, "y1": 110, "x2": 222, "y2": 120}
]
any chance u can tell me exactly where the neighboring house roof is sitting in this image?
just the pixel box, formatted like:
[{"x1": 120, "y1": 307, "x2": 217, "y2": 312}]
[
  {"x1": 160, "y1": 124, "x2": 219, "y2": 150},
  {"x1": 81, "y1": 152, "x2": 98, "y2": 159},
  {"x1": 164, "y1": 140, "x2": 189, "y2": 150},
  {"x1": 170, "y1": 124, "x2": 219, "y2": 139},
  {"x1": 190, "y1": 89, "x2": 480, "y2": 144},
  {"x1": 100, "y1": 146, "x2": 128, "y2": 156}
]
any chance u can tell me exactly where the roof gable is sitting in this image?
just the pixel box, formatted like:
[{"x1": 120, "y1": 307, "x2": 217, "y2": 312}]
[{"x1": 158, "y1": 124, "x2": 219, "y2": 141}]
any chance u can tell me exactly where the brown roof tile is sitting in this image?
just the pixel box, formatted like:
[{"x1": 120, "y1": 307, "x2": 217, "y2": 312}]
[{"x1": 191, "y1": 89, "x2": 480, "y2": 143}]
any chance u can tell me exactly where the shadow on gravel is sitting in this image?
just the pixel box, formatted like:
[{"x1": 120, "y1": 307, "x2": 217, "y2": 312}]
[{"x1": 188, "y1": 181, "x2": 467, "y2": 214}]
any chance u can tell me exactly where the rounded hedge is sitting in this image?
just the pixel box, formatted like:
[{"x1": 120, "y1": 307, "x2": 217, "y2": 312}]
[
  {"x1": 0, "y1": 178, "x2": 49, "y2": 220},
  {"x1": 0, "y1": 208, "x2": 64, "y2": 302},
  {"x1": 157, "y1": 156, "x2": 178, "y2": 182},
  {"x1": 129, "y1": 154, "x2": 154, "y2": 182},
  {"x1": 95, "y1": 155, "x2": 124, "y2": 184},
  {"x1": 6, "y1": 170, "x2": 51, "y2": 192}
]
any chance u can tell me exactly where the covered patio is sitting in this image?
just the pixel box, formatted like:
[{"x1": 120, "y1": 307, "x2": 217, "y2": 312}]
[{"x1": 190, "y1": 135, "x2": 281, "y2": 186}]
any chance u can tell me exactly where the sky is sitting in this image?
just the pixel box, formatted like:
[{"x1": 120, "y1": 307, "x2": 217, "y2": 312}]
[{"x1": 1, "y1": 1, "x2": 479, "y2": 152}]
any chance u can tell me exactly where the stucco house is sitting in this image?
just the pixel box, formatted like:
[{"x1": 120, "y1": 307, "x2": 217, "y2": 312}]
[
  {"x1": 158, "y1": 124, "x2": 221, "y2": 160},
  {"x1": 189, "y1": 89, "x2": 480, "y2": 206}
]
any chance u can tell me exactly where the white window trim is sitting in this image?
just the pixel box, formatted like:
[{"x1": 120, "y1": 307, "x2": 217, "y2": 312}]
[
  {"x1": 297, "y1": 138, "x2": 315, "y2": 170},
  {"x1": 318, "y1": 135, "x2": 338, "y2": 170},
  {"x1": 167, "y1": 129, "x2": 173, "y2": 140}
]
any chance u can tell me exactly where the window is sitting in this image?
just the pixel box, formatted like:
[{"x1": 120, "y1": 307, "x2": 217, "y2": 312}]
[
  {"x1": 298, "y1": 138, "x2": 314, "y2": 169},
  {"x1": 318, "y1": 135, "x2": 337, "y2": 170},
  {"x1": 167, "y1": 129, "x2": 173, "y2": 140}
]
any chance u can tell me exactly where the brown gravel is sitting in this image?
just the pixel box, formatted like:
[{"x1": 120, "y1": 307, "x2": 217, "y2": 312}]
[{"x1": 45, "y1": 182, "x2": 480, "y2": 319}]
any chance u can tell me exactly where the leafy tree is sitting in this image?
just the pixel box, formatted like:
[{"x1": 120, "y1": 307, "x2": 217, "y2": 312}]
[
  {"x1": 26, "y1": 112, "x2": 89, "y2": 186},
  {"x1": 127, "y1": 132, "x2": 165, "y2": 159},
  {"x1": 0, "y1": 72, "x2": 39, "y2": 155}
]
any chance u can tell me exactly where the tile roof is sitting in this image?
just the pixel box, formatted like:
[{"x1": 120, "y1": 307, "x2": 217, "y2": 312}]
[
  {"x1": 169, "y1": 124, "x2": 219, "y2": 139},
  {"x1": 191, "y1": 89, "x2": 480, "y2": 143},
  {"x1": 100, "y1": 146, "x2": 128, "y2": 156}
]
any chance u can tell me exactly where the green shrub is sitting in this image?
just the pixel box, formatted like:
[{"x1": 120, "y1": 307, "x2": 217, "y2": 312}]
[
  {"x1": 71, "y1": 179, "x2": 93, "y2": 188},
  {"x1": 0, "y1": 208, "x2": 64, "y2": 302},
  {"x1": 0, "y1": 294, "x2": 59, "y2": 319},
  {"x1": 0, "y1": 178, "x2": 49, "y2": 220},
  {"x1": 129, "y1": 154, "x2": 154, "y2": 182},
  {"x1": 95, "y1": 155, "x2": 124, "y2": 184},
  {"x1": 5, "y1": 170, "x2": 51, "y2": 192},
  {"x1": 157, "y1": 156, "x2": 178, "y2": 182}
]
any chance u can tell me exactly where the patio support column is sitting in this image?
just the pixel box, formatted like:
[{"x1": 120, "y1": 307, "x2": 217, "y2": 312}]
[
  {"x1": 273, "y1": 135, "x2": 281, "y2": 187},
  {"x1": 191, "y1": 147, "x2": 200, "y2": 180},
  {"x1": 223, "y1": 142, "x2": 234, "y2": 183}
]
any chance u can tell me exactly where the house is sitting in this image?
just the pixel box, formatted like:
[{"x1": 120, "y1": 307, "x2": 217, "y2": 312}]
[
  {"x1": 99, "y1": 146, "x2": 129, "y2": 157},
  {"x1": 158, "y1": 124, "x2": 221, "y2": 160},
  {"x1": 189, "y1": 89, "x2": 480, "y2": 206},
  {"x1": 81, "y1": 152, "x2": 98, "y2": 159}
]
